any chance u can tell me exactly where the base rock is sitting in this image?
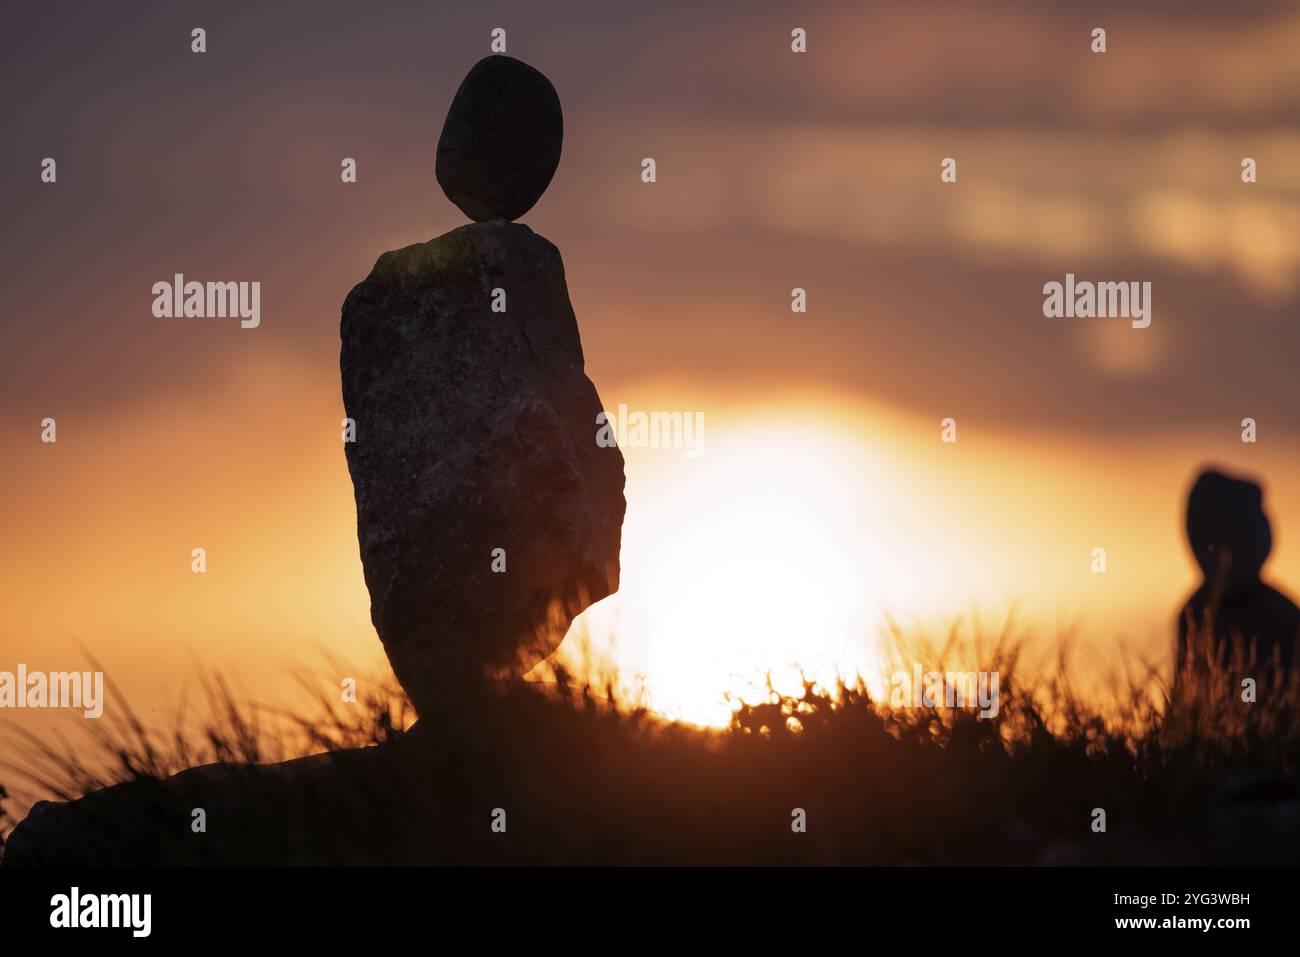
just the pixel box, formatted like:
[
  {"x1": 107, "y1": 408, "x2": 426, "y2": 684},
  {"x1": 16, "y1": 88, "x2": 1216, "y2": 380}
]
[{"x1": 340, "y1": 219, "x2": 625, "y2": 716}]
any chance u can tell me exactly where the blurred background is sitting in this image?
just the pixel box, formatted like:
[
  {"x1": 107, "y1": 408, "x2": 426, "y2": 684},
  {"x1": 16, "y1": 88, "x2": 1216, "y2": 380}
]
[{"x1": 2, "y1": 0, "x2": 1298, "y2": 734}]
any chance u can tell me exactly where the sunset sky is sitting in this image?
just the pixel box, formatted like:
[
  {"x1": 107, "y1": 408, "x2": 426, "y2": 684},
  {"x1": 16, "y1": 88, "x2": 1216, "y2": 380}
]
[{"x1": 3, "y1": 0, "x2": 1300, "y2": 737}]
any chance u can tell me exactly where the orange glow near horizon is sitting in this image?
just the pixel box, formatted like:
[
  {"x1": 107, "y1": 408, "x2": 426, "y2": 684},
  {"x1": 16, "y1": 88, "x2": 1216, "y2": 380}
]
[
  {"x1": 553, "y1": 390, "x2": 1300, "y2": 726},
  {"x1": 4, "y1": 361, "x2": 1300, "y2": 738}
]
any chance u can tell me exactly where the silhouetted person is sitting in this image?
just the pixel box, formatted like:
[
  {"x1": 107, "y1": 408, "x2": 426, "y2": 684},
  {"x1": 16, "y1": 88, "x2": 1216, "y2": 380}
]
[{"x1": 1176, "y1": 468, "x2": 1300, "y2": 694}]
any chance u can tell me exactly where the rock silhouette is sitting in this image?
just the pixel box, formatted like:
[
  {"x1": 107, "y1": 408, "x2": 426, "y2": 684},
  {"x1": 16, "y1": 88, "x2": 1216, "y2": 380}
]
[
  {"x1": 1177, "y1": 468, "x2": 1300, "y2": 689},
  {"x1": 3, "y1": 56, "x2": 625, "y2": 866},
  {"x1": 343, "y1": 57, "x2": 624, "y2": 716},
  {"x1": 436, "y1": 55, "x2": 563, "y2": 222}
]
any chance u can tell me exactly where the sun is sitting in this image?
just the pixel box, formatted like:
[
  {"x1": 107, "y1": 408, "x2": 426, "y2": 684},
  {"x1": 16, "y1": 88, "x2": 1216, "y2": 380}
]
[{"x1": 557, "y1": 404, "x2": 914, "y2": 727}]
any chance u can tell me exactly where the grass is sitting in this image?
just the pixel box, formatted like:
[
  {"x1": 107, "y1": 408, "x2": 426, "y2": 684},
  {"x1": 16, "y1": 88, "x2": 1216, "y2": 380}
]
[{"x1": 1, "y1": 622, "x2": 1298, "y2": 865}]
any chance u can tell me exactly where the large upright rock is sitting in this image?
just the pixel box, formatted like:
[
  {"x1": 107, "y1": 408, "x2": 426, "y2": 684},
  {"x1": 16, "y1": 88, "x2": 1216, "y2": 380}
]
[{"x1": 340, "y1": 220, "x2": 625, "y2": 715}]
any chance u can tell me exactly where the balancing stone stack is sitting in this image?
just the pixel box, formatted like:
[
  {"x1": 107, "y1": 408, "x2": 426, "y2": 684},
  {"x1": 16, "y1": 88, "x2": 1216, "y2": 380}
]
[{"x1": 340, "y1": 55, "x2": 626, "y2": 718}]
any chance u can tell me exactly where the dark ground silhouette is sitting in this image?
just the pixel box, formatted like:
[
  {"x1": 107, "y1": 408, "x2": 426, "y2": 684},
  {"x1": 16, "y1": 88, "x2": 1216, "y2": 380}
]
[{"x1": 3, "y1": 629, "x2": 1300, "y2": 866}]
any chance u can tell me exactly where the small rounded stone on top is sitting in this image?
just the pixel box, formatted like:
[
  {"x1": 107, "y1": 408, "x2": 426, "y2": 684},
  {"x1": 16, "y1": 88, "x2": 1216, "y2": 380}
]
[{"x1": 436, "y1": 55, "x2": 563, "y2": 223}]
